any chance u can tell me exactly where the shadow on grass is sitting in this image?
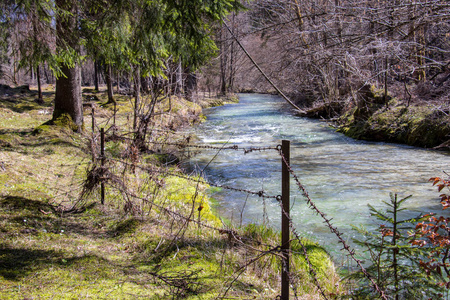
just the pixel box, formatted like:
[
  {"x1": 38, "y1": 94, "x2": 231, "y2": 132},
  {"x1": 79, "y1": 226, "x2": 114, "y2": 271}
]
[
  {"x1": 0, "y1": 128, "x2": 82, "y2": 152},
  {"x1": 0, "y1": 244, "x2": 116, "y2": 282},
  {"x1": 20, "y1": 138, "x2": 79, "y2": 149},
  {"x1": 0, "y1": 244, "x2": 63, "y2": 280},
  {"x1": 0, "y1": 242, "x2": 207, "y2": 299},
  {"x1": 0, "y1": 85, "x2": 53, "y2": 113},
  {"x1": 0, "y1": 96, "x2": 53, "y2": 113},
  {"x1": 1, "y1": 196, "x2": 55, "y2": 214},
  {"x1": 0, "y1": 129, "x2": 31, "y2": 136},
  {"x1": 0, "y1": 196, "x2": 139, "y2": 240},
  {"x1": 1, "y1": 196, "x2": 95, "y2": 236}
]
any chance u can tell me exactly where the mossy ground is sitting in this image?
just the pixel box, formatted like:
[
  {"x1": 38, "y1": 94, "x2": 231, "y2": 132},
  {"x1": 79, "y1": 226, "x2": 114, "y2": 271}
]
[
  {"x1": 0, "y1": 85, "x2": 339, "y2": 299},
  {"x1": 336, "y1": 92, "x2": 450, "y2": 149}
]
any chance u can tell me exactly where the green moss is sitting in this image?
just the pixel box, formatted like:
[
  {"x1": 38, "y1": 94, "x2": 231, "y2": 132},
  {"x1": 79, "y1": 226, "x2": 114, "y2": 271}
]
[
  {"x1": 226, "y1": 93, "x2": 240, "y2": 103},
  {"x1": 33, "y1": 113, "x2": 83, "y2": 134},
  {"x1": 338, "y1": 102, "x2": 450, "y2": 148},
  {"x1": 13, "y1": 103, "x2": 38, "y2": 112},
  {"x1": 198, "y1": 114, "x2": 207, "y2": 122},
  {"x1": 209, "y1": 99, "x2": 225, "y2": 107},
  {"x1": 0, "y1": 88, "x2": 340, "y2": 299},
  {"x1": 109, "y1": 217, "x2": 142, "y2": 236},
  {"x1": 52, "y1": 113, "x2": 80, "y2": 131},
  {"x1": 105, "y1": 141, "x2": 125, "y2": 158},
  {"x1": 162, "y1": 175, "x2": 221, "y2": 226},
  {"x1": 0, "y1": 134, "x2": 16, "y2": 148}
]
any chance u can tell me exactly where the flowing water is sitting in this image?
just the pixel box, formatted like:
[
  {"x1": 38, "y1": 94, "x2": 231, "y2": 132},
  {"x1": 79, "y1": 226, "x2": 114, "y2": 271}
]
[{"x1": 184, "y1": 93, "x2": 450, "y2": 260}]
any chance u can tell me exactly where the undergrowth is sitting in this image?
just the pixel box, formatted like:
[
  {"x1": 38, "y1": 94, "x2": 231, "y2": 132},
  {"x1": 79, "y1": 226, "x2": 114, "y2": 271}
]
[{"x1": 0, "y1": 86, "x2": 339, "y2": 299}]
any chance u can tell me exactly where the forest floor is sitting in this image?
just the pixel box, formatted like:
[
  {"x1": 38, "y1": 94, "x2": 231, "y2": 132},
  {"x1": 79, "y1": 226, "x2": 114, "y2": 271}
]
[{"x1": 0, "y1": 86, "x2": 340, "y2": 299}]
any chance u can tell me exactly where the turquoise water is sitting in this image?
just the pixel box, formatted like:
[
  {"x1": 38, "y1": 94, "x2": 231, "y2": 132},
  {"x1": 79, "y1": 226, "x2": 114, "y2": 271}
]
[{"x1": 185, "y1": 93, "x2": 450, "y2": 259}]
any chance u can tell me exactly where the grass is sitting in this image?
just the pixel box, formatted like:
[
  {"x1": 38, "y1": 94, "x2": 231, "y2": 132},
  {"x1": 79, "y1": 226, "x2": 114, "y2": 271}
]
[{"x1": 0, "y1": 85, "x2": 340, "y2": 299}]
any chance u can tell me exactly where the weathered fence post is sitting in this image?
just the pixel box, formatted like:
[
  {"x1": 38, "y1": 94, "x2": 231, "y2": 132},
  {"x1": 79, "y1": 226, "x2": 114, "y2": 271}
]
[
  {"x1": 281, "y1": 139, "x2": 290, "y2": 300},
  {"x1": 100, "y1": 127, "x2": 105, "y2": 205},
  {"x1": 113, "y1": 101, "x2": 116, "y2": 127},
  {"x1": 91, "y1": 105, "x2": 95, "y2": 162},
  {"x1": 91, "y1": 105, "x2": 95, "y2": 135}
]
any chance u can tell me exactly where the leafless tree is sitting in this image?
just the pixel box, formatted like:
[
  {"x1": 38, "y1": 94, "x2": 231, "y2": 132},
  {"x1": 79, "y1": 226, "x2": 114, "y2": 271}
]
[{"x1": 211, "y1": 0, "x2": 449, "y2": 110}]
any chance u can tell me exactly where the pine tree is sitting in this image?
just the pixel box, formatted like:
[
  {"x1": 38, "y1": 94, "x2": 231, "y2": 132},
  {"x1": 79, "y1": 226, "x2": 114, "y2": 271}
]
[{"x1": 349, "y1": 193, "x2": 444, "y2": 299}]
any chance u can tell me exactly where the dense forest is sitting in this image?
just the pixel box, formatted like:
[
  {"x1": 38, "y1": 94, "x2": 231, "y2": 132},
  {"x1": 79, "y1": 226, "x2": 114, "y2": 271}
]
[
  {"x1": 1, "y1": 0, "x2": 450, "y2": 147},
  {"x1": 1, "y1": 0, "x2": 450, "y2": 299}
]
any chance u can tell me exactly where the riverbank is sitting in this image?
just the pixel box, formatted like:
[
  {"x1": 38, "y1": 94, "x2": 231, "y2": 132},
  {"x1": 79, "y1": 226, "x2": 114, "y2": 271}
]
[
  {"x1": 298, "y1": 84, "x2": 450, "y2": 151},
  {"x1": 0, "y1": 87, "x2": 340, "y2": 299}
]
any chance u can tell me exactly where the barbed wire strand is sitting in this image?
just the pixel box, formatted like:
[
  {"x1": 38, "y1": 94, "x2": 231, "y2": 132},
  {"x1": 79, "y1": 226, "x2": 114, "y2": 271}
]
[
  {"x1": 273, "y1": 193, "x2": 329, "y2": 299},
  {"x1": 218, "y1": 245, "x2": 282, "y2": 299},
  {"x1": 99, "y1": 153, "x2": 324, "y2": 298},
  {"x1": 105, "y1": 154, "x2": 329, "y2": 299},
  {"x1": 91, "y1": 128, "x2": 387, "y2": 298},
  {"x1": 107, "y1": 156, "x2": 279, "y2": 200},
  {"x1": 277, "y1": 147, "x2": 388, "y2": 300},
  {"x1": 276, "y1": 194, "x2": 329, "y2": 300}
]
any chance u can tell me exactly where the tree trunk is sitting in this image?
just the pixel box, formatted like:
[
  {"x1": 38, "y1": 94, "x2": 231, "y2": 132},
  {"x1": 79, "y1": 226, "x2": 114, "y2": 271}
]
[
  {"x1": 176, "y1": 60, "x2": 183, "y2": 95},
  {"x1": 36, "y1": 65, "x2": 43, "y2": 103},
  {"x1": 94, "y1": 60, "x2": 99, "y2": 91},
  {"x1": 227, "y1": 13, "x2": 236, "y2": 92},
  {"x1": 133, "y1": 66, "x2": 141, "y2": 131},
  {"x1": 184, "y1": 67, "x2": 197, "y2": 101},
  {"x1": 116, "y1": 71, "x2": 120, "y2": 93},
  {"x1": 141, "y1": 76, "x2": 149, "y2": 94},
  {"x1": 43, "y1": 64, "x2": 50, "y2": 83},
  {"x1": 54, "y1": 64, "x2": 83, "y2": 128},
  {"x1": 53, "y1": 0, "x2": 83, "y2": 130},
  {"x1": 105, "y1": 64, "x2": 115, "y2": 103},
  {"x1": 219, "y1": 25, "x2": 228, "y2": 95}
]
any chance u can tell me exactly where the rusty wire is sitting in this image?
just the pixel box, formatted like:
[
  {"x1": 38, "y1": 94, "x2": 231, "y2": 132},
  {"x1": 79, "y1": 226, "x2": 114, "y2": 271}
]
[
  {"x1": 146, "y1": 140, "x2": 280, "y2": 154},
  {"x1": 105, "y1": 155, "x2": 328, "y2": 299},
  {"x1": 108, "y1": 156, "x2": 279, "y2": 200},
  {"x1": 276, "y1": 195, "x2": 329, "y2": 300},
  {"x1": 120, "y1": 188, "x2": 228, "y2": 234},
  {"x1": 102, "y1": 167, "x2": 283, "y2": 255},
  {"x1": 92, "y1": 130, "x2": 387, "y2": 298},
  {"x1": 100, "y1": 135, "x2": 279, "y2": 154},
  {"x1": 277, "y1": 147, "x2": 388, "y2": 300}
]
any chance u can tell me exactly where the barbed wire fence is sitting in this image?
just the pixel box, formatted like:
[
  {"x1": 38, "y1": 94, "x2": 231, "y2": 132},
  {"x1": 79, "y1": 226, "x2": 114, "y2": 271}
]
[{"x1": 74, "y1": 108, "x2": 389, "y2": 299}]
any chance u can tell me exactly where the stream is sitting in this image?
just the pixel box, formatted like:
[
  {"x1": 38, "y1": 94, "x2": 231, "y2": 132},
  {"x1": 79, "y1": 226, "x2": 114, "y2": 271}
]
[{"x1": 184, "y1": 93, "x2": 450, "y2": 260}]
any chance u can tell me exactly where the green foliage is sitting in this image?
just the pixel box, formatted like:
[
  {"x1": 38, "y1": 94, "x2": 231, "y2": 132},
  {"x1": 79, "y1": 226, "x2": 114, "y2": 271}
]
[
  {"x1": 0, "y1": 1, "x2": 12, "y2": 73},
  {"x1": 348, "y1": 193, "x2": 444, "y2": 299},
  {"x1": 412, "y1": 177, "x2": 450, "y2": 289},
  {"x1": 1, "y1": 0, "x2": 243, "y2": 84},
  {"x1": 79, "y1": 0, "x2": 244, "y2": 81}
]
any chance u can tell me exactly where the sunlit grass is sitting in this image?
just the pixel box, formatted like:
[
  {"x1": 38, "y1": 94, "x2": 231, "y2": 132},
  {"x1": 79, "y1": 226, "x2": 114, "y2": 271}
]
[{"x1": 0, "y1": 87, "x2": 339, "y2": 299}]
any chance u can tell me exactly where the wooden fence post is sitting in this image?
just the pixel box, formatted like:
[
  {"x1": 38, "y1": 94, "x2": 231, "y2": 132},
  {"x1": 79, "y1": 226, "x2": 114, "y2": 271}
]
[
  {"x1": 100, "y1": 127, "x2": 105, "y2": 205},
  {"x1": 281, "y1": 139, "x2": 290, "y2": 300},
  {"x1": 113, "y1": 101, "x2": 116, "y2": 127},
  {"x1": 91, "y1": 105, "x2": 95, "y2": 135},
  {"x1": 91, "y1": 105, "x2": 95, "y2": 162}
]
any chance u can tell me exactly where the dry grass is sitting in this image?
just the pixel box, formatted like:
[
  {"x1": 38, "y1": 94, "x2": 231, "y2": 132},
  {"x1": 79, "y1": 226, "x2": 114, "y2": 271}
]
[{"x1": 0, "y1": 86, "x2": 340, "y2": 299}]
